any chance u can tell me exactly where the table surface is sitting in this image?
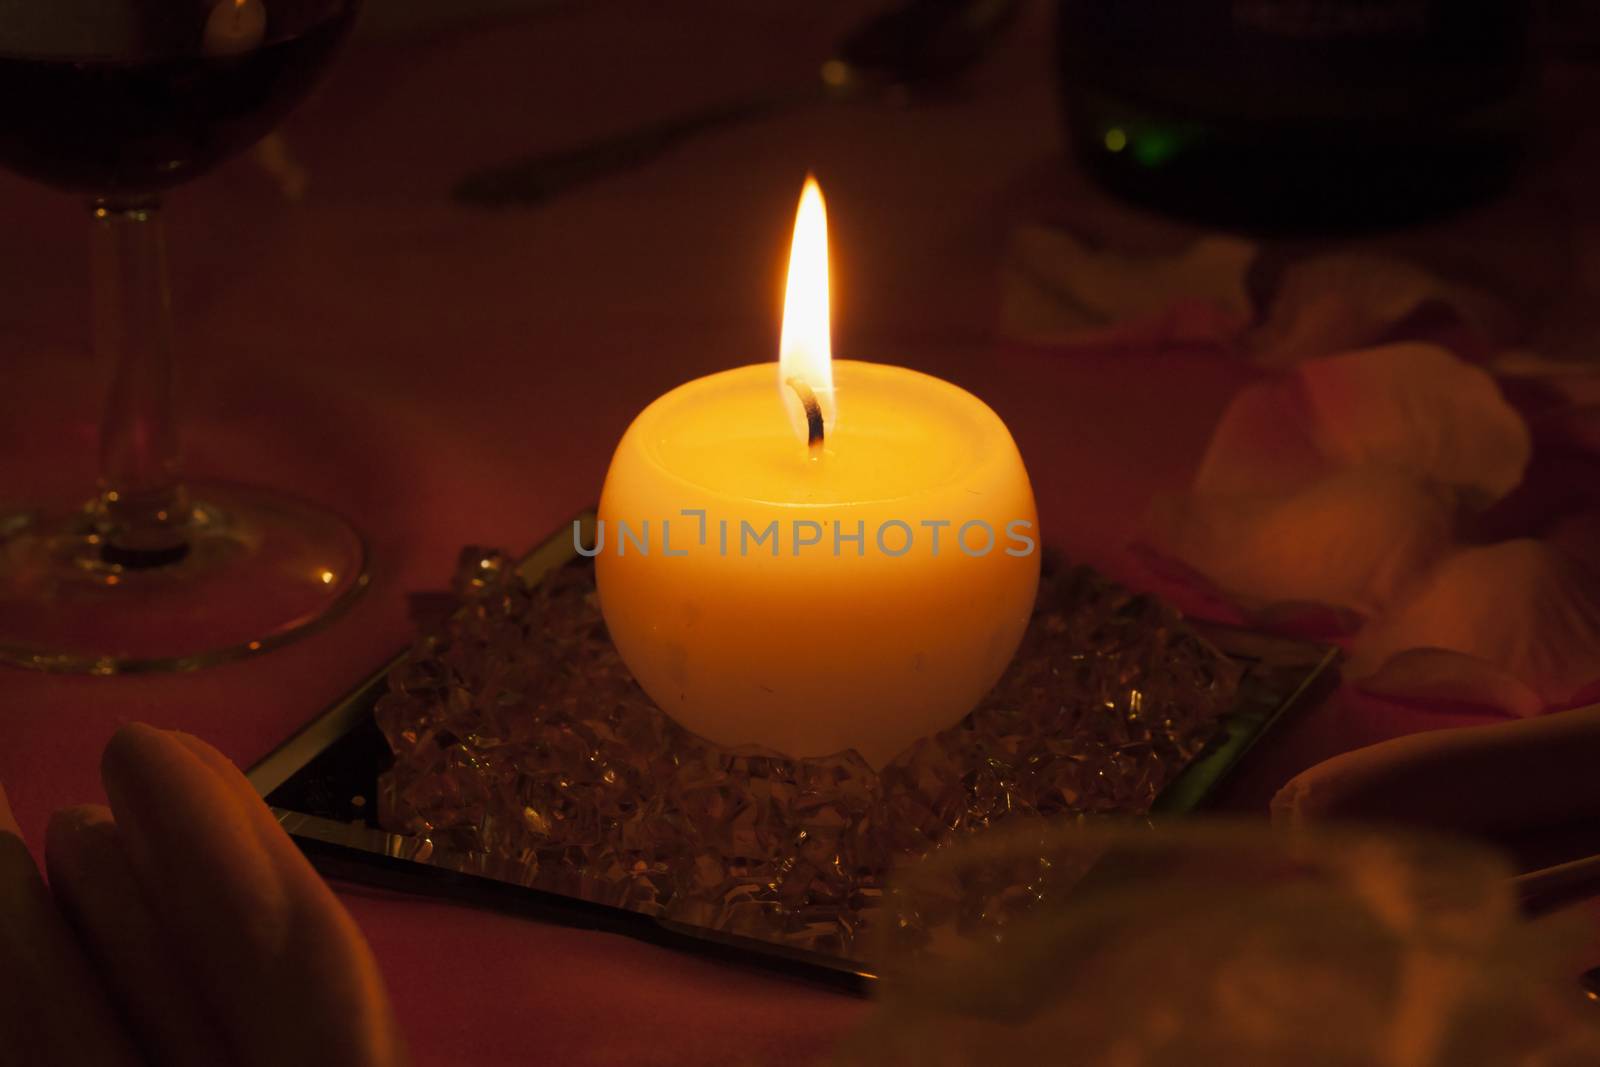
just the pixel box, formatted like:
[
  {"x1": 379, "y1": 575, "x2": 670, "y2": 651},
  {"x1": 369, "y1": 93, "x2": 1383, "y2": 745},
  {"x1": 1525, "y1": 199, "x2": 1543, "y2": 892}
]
[{"x1": 2, "y1": 2, "x2": 1597, "y2": 1063}]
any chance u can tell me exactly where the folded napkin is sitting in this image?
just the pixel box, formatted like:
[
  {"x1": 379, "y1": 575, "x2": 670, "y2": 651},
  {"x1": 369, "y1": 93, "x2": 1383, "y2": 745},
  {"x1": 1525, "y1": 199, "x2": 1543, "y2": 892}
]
[
  {"x1": 1003, "y1": 223, "x2": 1600, "y2": 717},
  {"x1": 1272, "y1": 702, "x2": 1600, "y2": 835}
]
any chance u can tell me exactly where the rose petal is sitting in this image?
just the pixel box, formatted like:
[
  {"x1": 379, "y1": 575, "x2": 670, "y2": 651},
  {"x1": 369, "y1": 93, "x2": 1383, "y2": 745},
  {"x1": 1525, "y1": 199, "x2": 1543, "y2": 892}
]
[
  {"x1": 1351, "y1": 540, "x2": 1600, "y2": 712},
  {"x1": 1249, "y1": 253, "x2": 1509, "y2": 368},
  {"x1": 1491, "y1": 350, "x2": 1600, "y2": 454},
  {"x1": 1493, "y1": 349, "x2": 1600, "y2": 386},
  {"x1": 1124, "y1": 543, "x2": 1251, "y2": 627},
  {"x1": 1191, "y1": 344, "x2": 1530, "y2": 507},
  {"x1": 1245, "y1": 600, "x2": 1366, "y2": 640},
  {"x1": 1353, "y1": 648, "x2": 1545, "y2": 717},
  {"x1": 1128, "y1": 542, "x2": 1363, "y2": 637},
  {"x1": 1148, "y1": 472, "x2": 1458, "y2": 618},
  {"x1": 1535, "y1": 404, "x2": 1600, "y2": 454},
  {"x1": 1551, "y1": 512, "x2": 1600, "y2": 576},
  {"x1": 1192, "y1": 376, "x2": 1330, "y2": 497},
  {"x1": 1000, "y1": 225, "x2": 1256, "y2": 348},
  {"x1": 1298, "y1": 343, "x2": 1531, "y2": 507}
]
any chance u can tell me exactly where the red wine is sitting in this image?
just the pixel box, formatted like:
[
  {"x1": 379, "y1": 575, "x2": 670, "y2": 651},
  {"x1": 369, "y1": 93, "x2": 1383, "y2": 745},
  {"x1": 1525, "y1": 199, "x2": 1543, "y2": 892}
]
[{"x1": 0, "y1": 9, "x2": 356, "y2": 196}]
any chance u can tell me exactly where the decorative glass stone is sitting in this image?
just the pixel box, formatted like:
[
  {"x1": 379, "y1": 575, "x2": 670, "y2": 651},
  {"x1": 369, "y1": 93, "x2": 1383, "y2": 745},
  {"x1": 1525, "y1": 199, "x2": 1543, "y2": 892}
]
[{"x1": 375, "y1": 549, "x2": 1238, "y2": 960}]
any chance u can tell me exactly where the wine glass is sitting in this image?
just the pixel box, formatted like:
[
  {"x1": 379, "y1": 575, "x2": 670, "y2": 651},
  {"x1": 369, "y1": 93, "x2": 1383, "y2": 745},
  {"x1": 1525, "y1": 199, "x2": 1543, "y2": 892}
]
[
  {"x1": 0, "y1": 0, "x2": 366, "y2": 673},
  {"x1": 841, "y1": 820, "x2": 1600, "y2": 1065}
]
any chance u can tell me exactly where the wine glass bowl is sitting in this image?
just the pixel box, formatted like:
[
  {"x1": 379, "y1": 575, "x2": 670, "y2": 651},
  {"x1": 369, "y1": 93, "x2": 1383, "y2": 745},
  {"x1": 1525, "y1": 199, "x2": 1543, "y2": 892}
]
[
  {"x1": 841, "y1": 821, "x2": 1600, "y2": 1065},
  {"x1": 0, "y1": 0, "x2": 367, "y2": 673},
  {"x1": 0, "y1": 1, "x2": 359, "y2": 196}
]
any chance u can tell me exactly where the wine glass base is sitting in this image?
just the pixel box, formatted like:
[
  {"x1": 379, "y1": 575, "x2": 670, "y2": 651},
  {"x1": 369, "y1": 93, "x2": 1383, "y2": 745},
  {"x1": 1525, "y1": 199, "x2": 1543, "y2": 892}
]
[{"x1": 0, "y1": 483, "x2": 367, "y2": 674}]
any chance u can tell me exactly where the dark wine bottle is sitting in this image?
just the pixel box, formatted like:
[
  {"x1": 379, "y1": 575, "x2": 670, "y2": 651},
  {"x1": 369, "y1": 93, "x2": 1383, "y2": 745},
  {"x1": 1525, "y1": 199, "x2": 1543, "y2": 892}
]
[{"x1": 1056, "y1": 1, "x2": 1533, "y2": 232}]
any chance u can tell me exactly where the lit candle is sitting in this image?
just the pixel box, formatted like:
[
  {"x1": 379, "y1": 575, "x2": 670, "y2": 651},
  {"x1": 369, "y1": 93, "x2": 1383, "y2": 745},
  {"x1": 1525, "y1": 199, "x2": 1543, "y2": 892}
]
[{"x1": 595, "y1": 178, "x2": 1039, "y2": 768}]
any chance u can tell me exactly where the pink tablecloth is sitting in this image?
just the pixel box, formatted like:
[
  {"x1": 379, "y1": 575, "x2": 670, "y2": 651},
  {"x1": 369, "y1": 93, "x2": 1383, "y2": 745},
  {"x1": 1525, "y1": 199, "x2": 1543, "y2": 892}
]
[{"x1": 0, "y1": 2, "x2": 1592, "y2": 1063}]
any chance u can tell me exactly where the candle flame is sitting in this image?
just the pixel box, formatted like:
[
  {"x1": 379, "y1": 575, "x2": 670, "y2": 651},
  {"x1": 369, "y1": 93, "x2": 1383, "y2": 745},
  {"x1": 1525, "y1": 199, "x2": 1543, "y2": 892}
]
[{"x1": 779, "y1": 176, "x2": 835, "y2": 444}]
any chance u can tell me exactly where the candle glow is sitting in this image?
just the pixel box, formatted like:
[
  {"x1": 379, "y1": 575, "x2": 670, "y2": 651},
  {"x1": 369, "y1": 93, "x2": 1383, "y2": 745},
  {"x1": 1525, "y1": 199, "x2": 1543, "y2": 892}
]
[
  {"x1": 778, "y1": 176, "x2": 836, "y2": 446},
  {"x1": 595, "y1": 178, "x2": 1039, "y2": 767}
]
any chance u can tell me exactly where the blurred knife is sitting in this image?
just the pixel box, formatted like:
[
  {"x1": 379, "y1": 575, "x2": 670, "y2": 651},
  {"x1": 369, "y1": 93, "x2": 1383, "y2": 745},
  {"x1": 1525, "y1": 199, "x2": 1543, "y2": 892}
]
[{"x1": 452, "y1": 0, "x2": 1018, "y2": 207}]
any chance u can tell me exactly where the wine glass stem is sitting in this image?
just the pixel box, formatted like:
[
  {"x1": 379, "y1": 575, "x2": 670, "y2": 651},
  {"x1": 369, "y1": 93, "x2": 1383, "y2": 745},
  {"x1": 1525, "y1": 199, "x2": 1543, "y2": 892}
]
[{"x1": 89, "y1": 196, "x2": 191, "y2": 561}]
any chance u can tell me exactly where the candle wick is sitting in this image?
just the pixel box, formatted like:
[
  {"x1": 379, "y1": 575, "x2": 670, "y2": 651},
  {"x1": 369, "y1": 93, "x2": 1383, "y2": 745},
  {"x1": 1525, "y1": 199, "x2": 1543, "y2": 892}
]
[{"x1": 784, "y1": 376, "x2": 825, "y2": 456}]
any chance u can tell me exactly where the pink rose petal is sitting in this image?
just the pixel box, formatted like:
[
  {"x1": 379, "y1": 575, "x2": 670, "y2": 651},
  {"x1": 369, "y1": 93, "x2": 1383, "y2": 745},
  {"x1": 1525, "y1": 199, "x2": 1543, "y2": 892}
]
[
  {"x1": 1249, "y1": 253, "x2": 1510, "y2": 368},
  {"x1": 1351, "y1": 540, "x2": 1600, "y2": 713},
  {"x1": 1192, "y1": 377, "x2": 1329, "y2": 497},
  {"x1": 1124, "y1": 543, "x2": 1250, "y2": 627},
  {"x1": 1192, "y1": 344, "x2": 1530, "y2": 507},
  {"x1": 1148, "y1": 473, "x2": 1458, "y2": 619},
  {"x1": 1353, "y1": 648, "x2": 1545, "y2": 718},
  {"x1": 1550, "y1": 512, "x2": 1600, "y2": 576},
  {"x1": 1128, "y1": 542, "x2": 1362, "y2": 638},
  {"x1": 1491, "y1": 351, "x2": 1600, "y2": 455},
  {"x1": 1538, "y1": 404, "x2": 1600, "y2": 454},
  {"x1": 1299, "y1": 343, "x2": 1531, "y2": 507},
  {"x1": 1492, "y1": 351, "x2": 1600, "y2": 402},
  {"x1": 1000, "y1": 226, "x2": 1256, "y2": 350},
  {"x1": 1244, "y1": 600, "x2": 1366, "y2": 641}
]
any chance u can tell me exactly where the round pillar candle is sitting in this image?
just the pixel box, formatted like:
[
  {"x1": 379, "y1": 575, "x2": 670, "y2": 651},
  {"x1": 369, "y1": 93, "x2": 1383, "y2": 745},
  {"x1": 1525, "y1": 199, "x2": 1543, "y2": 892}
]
[
  {"x1": 596, "y1": 360, "x2": 1038, "y2": 767},
  {"x1": 594, "y1": 179, "x2": 1038, "y2": 768}
]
